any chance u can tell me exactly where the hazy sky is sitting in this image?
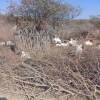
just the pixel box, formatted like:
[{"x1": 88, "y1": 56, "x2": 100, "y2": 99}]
[
  {"x1": 0, "y1": 0, "x2": 100, "y2": 19},
  {"x1": 0, "y1": 0, "x2": 19, "y2": 13},
  {"x1": 63, "y1": 0, "x2": 100, "y2": 19}
]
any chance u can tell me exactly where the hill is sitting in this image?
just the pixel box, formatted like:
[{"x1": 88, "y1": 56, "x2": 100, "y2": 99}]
[{"x1": 0, "y1": 15, "x2": 16, "y2": 41}]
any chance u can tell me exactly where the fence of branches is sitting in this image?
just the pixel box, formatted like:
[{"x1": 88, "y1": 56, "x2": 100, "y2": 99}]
[{"x1": 14, "y1": 27, "x2": 53, "y2": 54}]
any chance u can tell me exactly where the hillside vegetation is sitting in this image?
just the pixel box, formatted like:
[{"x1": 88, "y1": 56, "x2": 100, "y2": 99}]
[
  {"x1": 0, "y1": 0, "x2": 100, "y2": 100},
  {"x1": 0, "y1": 16, "x2": 100, "y2": 100}
]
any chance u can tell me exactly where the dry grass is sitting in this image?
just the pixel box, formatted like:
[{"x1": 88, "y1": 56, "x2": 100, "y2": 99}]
[
  {"x1": 0, "y1": 15, "x2": 16, "y2": 41},
  {"x1": 0, "y1": 16, "x2": 100, "y2": 100},
  {"x1": 0, "y1": 45, "x2": 100, "y2": 100}
]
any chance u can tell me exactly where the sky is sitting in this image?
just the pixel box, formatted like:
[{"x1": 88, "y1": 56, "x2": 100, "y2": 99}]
[
  {"x1": 62, "y1": 0, "x2": 100, "y2": 19},
  {"x1": 0, "y1": 0, "x2": 100, "y2": 19},
  {"x1": 0, "y1": 0, "x2": 20, "y2": 13}
]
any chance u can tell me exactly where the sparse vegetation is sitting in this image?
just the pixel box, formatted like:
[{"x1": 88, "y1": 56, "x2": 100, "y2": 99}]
[
  {"x1": 0, "y1": 0, "x2": 100, "y2": 100},
  {"x1": 6, "y1": 0, "x2": 81, "y2": 28},
  {"x1": 0, "y1": 46, "x2": 100, "y2": 100},
  {"x1": 90, "y1": 15, "x2": 100, "y2": 31}
]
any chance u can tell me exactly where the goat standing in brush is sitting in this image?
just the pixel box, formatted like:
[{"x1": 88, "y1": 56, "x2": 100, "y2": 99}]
[
  {"x1": 0, "y1": 42, "x2": 6, "y2": 46},
  {"x1": 67, "y1": 38, "x2": 77, "y2": 46},
  {"x1": 53, "y1": 37, "x2": 62, "y2": 44},
  {"x1": 84, "y1": 40, "x2": 93, "y2": 45},
  {"x1": 6, "y1": 41, "x2": 16, "y2": 52},
  {"x1": 21, "y1": 51, "x2": 31, "y2": 60}
]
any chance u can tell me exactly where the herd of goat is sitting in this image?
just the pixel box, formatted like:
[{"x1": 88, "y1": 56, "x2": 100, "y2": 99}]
[
  {"x1": 53, "y1": 37, "x2": 94, "y2": 54},
  {"x1": 0, "y1": 36, "x2": 100, "y2": 60}
]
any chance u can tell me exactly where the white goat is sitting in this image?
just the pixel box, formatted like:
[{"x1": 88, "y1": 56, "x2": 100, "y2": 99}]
[
  {"x1": 60, "y1": 43, "x2": 68, "y2": 46},
  {"x1": 76, "y1": 44, "x2": 83, "y2": 54},
  {"x1": 67, "y1": 38, "x2": 77, "y2": 46},
  {"x1": 85, "y1": 40, "x2": 93, "y2": 45},
  {"x1": 96, "y1": 44, "x2": 100, "y2": 49},
  {"x1": 56, "y1": 43, "x2": 61, "y2": 46},
  {"x1": 6, "y1": 41, "x2": 14, "y2": 46},
  {"x1": 0, "y1": 42, "x2": 6, "y2": 46},
  {"x1": 21, "y1": 51, "x2": 31, "y2": 59},
  {"x1": 56, "y1": 43, "x2": 68, "y2": 47},
  {"x1": 53, "y1": 37, "x2": 61, "y2": 44}
]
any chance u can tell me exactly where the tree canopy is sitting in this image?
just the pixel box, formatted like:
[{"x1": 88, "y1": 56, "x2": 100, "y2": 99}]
[
  {"x1": 6, "y1": 0, "x2": 81, "y2": 26},
  {"x1": 90, "y1": 15, "x2": 100, "y2": 30}
]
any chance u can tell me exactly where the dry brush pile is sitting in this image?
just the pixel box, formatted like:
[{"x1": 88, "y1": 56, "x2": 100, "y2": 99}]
[{"x1": 0, "y1": 46, "x2": 100, "y2": 100}]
